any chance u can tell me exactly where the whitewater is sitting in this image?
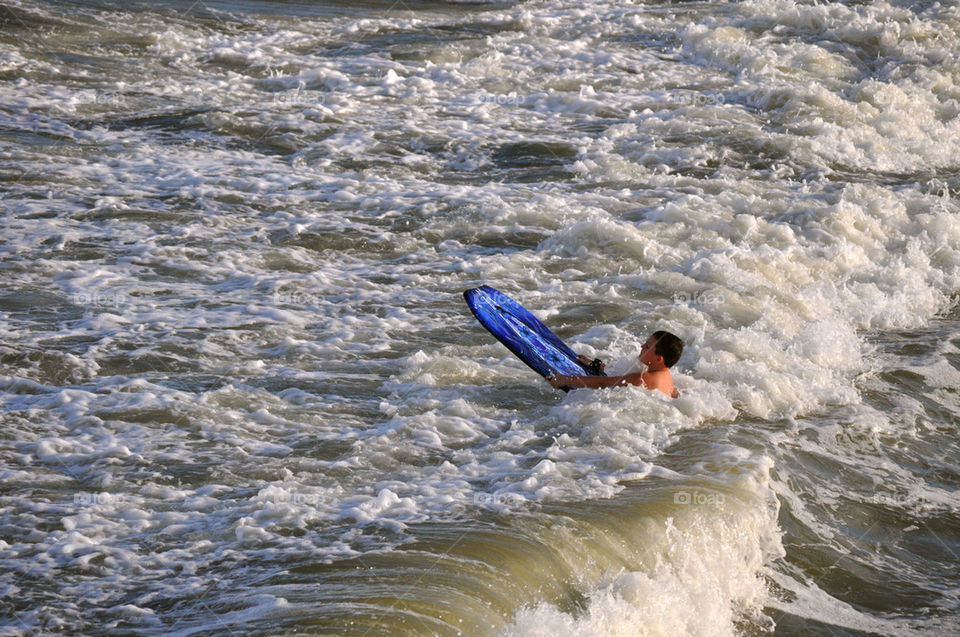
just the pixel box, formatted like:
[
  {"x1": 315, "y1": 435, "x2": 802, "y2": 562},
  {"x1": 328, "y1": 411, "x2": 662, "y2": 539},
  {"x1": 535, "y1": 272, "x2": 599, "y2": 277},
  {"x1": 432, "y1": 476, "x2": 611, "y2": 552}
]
[{"x1": 2, "y1": 0, "x2": 959, "y2": 634}]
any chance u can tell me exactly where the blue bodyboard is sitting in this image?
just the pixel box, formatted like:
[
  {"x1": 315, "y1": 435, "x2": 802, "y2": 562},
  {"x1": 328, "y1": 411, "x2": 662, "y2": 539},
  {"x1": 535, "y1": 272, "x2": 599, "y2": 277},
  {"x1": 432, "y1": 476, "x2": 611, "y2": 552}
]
[{"x1": 463, "y1": 286, "x2": 590, "y2": 384}]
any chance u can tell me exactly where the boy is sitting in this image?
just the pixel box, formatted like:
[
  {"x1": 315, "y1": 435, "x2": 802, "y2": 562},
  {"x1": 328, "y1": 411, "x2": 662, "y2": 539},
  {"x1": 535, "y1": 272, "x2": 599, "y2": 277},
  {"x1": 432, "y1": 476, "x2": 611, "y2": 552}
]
[{"x1": 548, "y1": 330, "x2": 683, "y2": 398}]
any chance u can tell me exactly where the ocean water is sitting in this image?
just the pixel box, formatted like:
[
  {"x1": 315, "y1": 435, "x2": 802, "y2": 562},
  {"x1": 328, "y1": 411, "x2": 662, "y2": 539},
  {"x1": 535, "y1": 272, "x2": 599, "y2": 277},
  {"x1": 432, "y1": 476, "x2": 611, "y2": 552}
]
[{"x1": 2, "y1": 0, "x2": 960, "y2": 634}]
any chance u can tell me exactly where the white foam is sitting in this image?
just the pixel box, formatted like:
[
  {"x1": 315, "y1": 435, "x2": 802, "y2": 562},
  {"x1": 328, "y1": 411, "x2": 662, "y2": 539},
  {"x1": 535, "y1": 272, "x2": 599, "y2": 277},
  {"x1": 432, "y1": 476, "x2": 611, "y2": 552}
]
[
  {"x1": 507, "y1": 470, "x2": 783, "y2": 637},
  {"x1": 4, "y1": 0, "x2": 960, "y2": 633}
]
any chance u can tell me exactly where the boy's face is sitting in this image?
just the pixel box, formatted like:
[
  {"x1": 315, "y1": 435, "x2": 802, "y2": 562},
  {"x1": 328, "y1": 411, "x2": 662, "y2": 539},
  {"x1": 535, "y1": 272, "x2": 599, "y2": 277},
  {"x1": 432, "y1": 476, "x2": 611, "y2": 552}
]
[{"x1": 639, "y1": 335, "x2": 662, "y2": 367}]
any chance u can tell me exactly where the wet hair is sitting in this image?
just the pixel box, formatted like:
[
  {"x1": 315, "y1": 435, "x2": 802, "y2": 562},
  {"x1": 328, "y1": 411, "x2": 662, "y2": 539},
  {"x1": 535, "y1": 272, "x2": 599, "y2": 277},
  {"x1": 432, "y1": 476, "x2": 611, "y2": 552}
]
[{"x1": 652, "y1": 331, "x2": 683, "y2": 368}]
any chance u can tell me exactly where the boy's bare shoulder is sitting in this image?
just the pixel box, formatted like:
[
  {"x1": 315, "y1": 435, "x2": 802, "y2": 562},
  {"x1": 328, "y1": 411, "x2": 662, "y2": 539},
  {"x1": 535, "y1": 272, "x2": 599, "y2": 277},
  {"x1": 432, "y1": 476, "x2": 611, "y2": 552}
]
[{"x1": 640, "y1": 370, "x2": 677, "y2": 398}]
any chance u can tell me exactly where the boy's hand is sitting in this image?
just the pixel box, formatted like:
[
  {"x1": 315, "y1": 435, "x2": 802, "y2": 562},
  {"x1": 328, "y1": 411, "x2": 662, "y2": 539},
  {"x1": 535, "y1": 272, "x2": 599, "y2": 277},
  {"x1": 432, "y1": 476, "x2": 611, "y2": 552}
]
[
  {"x1": 577, "y1": 354, "x2": 605, "y2": 375},
  {"x1": 549, "y1": 373, "x2": 573, "y2": 389}
]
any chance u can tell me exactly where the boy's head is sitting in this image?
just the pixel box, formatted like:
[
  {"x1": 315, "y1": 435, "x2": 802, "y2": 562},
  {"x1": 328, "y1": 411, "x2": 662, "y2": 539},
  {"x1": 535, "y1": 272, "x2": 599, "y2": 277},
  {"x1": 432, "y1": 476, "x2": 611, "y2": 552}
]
[{"x1": 646, "y1": 330, "x2": 683, "y2": 368}]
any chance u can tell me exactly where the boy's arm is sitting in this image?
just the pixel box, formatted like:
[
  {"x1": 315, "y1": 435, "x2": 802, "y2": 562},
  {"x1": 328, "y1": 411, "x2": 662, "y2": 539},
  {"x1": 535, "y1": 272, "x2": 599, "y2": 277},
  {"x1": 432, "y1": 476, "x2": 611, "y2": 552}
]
[{"x1": 549, "y1": 372, "x2": 643, "y2": 390}]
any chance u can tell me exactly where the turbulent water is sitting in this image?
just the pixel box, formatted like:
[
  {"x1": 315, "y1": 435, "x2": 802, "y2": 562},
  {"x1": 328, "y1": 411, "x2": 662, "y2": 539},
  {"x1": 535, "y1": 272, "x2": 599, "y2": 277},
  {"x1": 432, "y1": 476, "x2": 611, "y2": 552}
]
[{"x1": 2, "y1": 0, "x2": 960, "y2": 634}]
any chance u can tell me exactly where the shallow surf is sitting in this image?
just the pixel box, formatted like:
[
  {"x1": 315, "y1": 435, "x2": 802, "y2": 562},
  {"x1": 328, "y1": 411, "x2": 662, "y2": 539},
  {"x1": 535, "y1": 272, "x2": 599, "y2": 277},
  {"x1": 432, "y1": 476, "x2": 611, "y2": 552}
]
[{"x1": 2, "y1": 0, "x2": 960, "y2": 634}]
